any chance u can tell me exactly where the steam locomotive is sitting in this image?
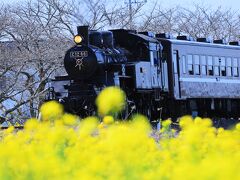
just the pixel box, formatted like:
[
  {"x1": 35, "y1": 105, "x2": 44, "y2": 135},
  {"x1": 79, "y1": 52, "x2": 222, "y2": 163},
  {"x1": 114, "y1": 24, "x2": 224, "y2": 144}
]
[{"x1": 46, "y1": 26, "x2": 240, "y2": 122}]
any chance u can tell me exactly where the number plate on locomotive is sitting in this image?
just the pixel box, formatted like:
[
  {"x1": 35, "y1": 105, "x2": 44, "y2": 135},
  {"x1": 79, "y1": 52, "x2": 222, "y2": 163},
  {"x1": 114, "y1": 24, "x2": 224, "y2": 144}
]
[{"x1": 70, "y1": 51, "x2": 88, "y2": 58}]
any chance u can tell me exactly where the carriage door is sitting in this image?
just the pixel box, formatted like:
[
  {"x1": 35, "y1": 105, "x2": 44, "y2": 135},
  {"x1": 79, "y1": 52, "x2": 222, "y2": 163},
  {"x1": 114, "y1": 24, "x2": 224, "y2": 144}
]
[{"x1": 173, "y1": 50, "x2": 181, "y2": 99}]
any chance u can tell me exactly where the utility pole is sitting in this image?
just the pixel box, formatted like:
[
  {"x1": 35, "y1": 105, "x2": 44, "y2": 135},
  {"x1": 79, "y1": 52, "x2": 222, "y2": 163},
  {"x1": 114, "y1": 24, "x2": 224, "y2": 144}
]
[{"x1": 125, "y1": 0, "x2": 147, "y2": 29}]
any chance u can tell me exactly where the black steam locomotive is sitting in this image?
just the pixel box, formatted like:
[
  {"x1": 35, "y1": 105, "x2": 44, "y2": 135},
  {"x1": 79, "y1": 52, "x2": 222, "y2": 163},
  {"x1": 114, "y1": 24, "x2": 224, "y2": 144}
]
[{"x1": 46, "y1": 26, "x2": 240, "y2": 122}]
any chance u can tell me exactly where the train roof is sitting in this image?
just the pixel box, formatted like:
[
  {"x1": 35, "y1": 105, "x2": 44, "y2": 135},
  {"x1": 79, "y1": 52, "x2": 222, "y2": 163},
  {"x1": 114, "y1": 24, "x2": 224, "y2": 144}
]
[
  {"x1": 135, "y1": 33, "x2": 159, "y2": 44},
  {"x1": 111, "y1": 29, "x2": 159, "y2": 44},
  {"x1": 158, "y1": 38, "x2": 240, "y2": 50}
]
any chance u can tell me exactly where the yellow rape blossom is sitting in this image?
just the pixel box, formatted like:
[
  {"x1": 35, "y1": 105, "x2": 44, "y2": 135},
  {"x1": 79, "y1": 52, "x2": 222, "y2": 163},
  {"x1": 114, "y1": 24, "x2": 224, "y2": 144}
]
[
  {"x1": 95, "y1": 86, "x2": 126, "y2": 116},
  {"x1": 236, "y1": 123, "x2": 240, "y2": 131},
  {"x1": 62, "y1": 113, "x2": 79, "y2": 126},
  {"x1": 162, "y1": 119, "x2": 172, "y2": 127},
  {"x1": 40, "y1": 100, "x2": 64, "y2": 121},
  {"x1": 179, "y1": 115, "x2": 193, "y2": 129},
  {"x1": 0, "y1": 113, "x2": 239, "y2": 180},
  {"x1": 24, "y1": 118, "x2": 39, "y2": 130},
  {"x1": 4, "y1": 125, "x2": 15, "y2": 134},
  {"x1": 103, "y1": 115, "x2": 114, "y2": 124}
]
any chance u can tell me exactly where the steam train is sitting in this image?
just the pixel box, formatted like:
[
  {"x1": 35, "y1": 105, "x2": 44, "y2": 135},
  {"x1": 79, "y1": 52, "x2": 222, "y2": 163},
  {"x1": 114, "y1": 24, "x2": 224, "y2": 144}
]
[{"x1": 46, "y1": 26, "x2": 240, "y2": 122}]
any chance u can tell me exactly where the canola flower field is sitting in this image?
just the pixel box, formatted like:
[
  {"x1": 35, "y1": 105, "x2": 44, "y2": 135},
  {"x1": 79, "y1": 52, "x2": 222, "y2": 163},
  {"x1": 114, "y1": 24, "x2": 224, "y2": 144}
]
[{"x1": 0, "y1": 87, "x2": 240, "y2": 179}]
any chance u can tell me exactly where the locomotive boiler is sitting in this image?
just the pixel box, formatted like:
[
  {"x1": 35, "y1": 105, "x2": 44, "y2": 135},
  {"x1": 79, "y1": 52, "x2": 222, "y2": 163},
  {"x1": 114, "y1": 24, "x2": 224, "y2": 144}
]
[{"x1": 46, "y1": 25, "x2": 240, "y2": 123}]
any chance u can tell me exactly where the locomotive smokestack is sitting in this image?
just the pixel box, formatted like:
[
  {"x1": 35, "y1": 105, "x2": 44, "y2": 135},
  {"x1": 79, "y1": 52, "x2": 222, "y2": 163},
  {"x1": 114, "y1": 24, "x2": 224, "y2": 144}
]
[{"x1": 77, "y1": 26, "x2": 89, "y2": 46}]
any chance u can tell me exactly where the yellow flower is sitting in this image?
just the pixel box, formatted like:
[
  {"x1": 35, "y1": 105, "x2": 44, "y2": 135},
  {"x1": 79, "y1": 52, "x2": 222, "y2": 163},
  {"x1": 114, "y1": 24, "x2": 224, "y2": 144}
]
[
  {"x1": 79, "y1": 116, "x2": 99, "y2": 137},
  {"x1": 194, "y1": 117, "x2": 202, "y2": 124},
  {"x1": 62, "y1": 113, "x2": 79, "y2": 126},
  {"x1": 98, "y1": 122, "x2": 105, "y2": 129},
  {"x1": 40, "y1": 101, "x2": 64, "y2": 121},
  {"x1": 162, "y1": 119, "x2": 172, "y2": 127},
  {"x1": 95, "y1": 86, "x2": 126, "y2": 116},
  {"x1": 236, "y1": 123, "x2": 240, "y2": 131},
  {"x1": 24, "y1": 118, "x2": 39, "y2": 130},
  {"x1": 5, "y1": 126, "x2": 15, "y2": 134},
  {"x1": 217, "y1": 127, "x2": 225, "y2": 134},
  {"x1": 2, "y1": 101, "x2": 240, "y2": 180},
  {"x1": 202, "y1": 118, "x2": 213, "y2": 127},
  {"x1": 131, "y1": 114, "x2": 151, "y2": 133},
  {"x1": 179, "y1": 115, "x2": 193, "y2": 129},
  {"x1": 103, "y1": 116, "x2": 114, "y2": 125}
]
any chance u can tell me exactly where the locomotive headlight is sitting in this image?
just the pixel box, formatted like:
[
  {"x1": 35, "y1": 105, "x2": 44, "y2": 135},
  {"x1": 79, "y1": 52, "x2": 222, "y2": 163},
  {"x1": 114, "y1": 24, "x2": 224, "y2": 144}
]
[{"x1": 74, "y1": 35, "x2": 83, "y2": 44}]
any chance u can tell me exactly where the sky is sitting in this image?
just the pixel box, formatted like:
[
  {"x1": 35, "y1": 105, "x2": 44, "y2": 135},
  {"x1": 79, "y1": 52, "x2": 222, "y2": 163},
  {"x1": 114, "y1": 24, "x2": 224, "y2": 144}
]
[
  {"x1": 1, "y1": 0, "x2": 240, "y2": 11},
  {"x1": 154, "y1": 0, "x2": 240, "y2": 11}
]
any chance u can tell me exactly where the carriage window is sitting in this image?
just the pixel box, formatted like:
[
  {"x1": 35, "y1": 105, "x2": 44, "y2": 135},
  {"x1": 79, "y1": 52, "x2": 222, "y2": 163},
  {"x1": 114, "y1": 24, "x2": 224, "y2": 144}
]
[
  {"x1": 214, "y1": 56, "x2": 220, "y2": 76},
  {"x1": 173, "y1": 51, "x2": 178, "y2": 74},
  {"x1": 153, "y1": 51, "x2": 159, "y2": 66},
  {"x1": 194, "y1": 55, "x2": 200, "y2": 75},
  {"x1": 233, "y1": 68, "x2": 238, "y2": 77},
  {"x1": 201, "y1": 55, "x2": 207, "y2": 75},
  {"x1": 207, "y1": 56, "x2": 213, "y2": 75},
  {"x1": 233, "y1": 58, "x2": 238, "y2": 77},
  {"x1": 239, "y1": 58, "x2": 240, "y2": 75},
  {"x1": 187, "y1": 55, "x2": 193, "y2": 75},
  {"x1": 226, "y1": 57, "x2": 232, "y2": 77},
  {"x1": 150, "y1": 51, "x2": 159, "y2": 66},
  {"x1": 220, "y1": 57, "x2": 226, "y2": 76},
  {"x1": 162, "y1": 53, "x2": 167, "y2": 62},
  {"x1": 182, "y1": 55, "x2": 186, "y2": 74}
]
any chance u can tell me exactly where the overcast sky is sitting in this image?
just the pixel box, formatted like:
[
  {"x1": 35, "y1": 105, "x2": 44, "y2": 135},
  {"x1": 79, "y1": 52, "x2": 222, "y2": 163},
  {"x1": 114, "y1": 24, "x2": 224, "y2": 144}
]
[{"x1": 1, "y1": 0, "x2": 240, "y2": 12}]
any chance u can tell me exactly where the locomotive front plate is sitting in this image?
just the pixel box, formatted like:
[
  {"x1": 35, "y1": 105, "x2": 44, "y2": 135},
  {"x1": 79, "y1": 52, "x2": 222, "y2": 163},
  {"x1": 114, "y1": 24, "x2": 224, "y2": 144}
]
[
  {"x1": 64, "y1": 46, "x2": 98, "y2": 79},
  {"x1": 70, "y1": 51, "x2": 88, "y2": 58}
]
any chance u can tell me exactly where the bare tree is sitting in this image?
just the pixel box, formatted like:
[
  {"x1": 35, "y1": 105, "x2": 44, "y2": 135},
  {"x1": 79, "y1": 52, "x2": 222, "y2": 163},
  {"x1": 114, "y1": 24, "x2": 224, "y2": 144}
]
[
  {"x1": 1, "y1": 0, "x2": 73, "y2": 121},
  {"x1": 176, "y1": 5, "x2": 240, "y2": 41},
  {"x1": 0, "y1": 0, "x2": 128, "y2": 121},
  {"x1": 67, "y1": 0, "x2": 141, "y2": 30},
  {"x1": 137, "y1": 3, "x2": 240, "y2": 41},
  {"x1": 138, "y1": 4, "x2": 179, "y2": 33}
]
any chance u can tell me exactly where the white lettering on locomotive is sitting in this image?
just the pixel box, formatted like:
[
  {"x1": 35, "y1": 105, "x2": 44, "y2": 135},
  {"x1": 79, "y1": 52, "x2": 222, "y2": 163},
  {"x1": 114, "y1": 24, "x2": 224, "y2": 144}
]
[{"x1": 70, "y1": 51, "x2": 88, "y2": 58}]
